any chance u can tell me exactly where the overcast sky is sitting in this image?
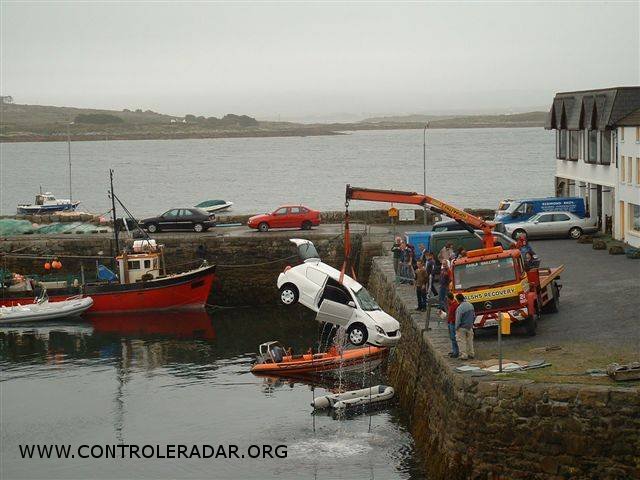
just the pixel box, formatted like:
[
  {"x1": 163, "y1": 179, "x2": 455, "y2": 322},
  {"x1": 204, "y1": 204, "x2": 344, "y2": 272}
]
[{"x1": 1, "y1": 1, "x2": 639, "y2": 121}]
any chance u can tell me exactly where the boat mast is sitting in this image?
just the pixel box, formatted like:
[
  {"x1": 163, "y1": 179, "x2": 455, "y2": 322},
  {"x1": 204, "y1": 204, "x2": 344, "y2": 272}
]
[
  {"x1": 67, "y1": 122, "x2": 73, "y2": 202},
  {"x1": 109, "y1": 169, "x2": 119, "y2": 255}
]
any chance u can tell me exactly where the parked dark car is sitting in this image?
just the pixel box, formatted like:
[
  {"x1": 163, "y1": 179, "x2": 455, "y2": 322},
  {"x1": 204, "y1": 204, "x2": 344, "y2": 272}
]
[{"x1": 140, "y1": 208, "x2": 216, "y2": 233}]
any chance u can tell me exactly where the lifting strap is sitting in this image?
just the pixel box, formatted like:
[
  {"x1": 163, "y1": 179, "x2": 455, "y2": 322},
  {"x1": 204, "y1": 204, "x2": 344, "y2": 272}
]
[{"x1": 339, "y1": 201, "x2": 357, "y2": 284}]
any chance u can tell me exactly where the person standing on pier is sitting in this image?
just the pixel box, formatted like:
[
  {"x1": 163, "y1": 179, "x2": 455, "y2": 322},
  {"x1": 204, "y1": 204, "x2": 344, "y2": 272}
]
[
  {"x1": 438, "y1": 260, "x2": 451, "y2": 310},
  {"x1": 391, "y1": 236, "x2": 403, "y2": 281},
  {"x1": 454, "y1": 293, "x2": 475, "y2": 360},
  {"x1": 425, "y1": 252, "x2": 438, "y2": 297},
  {"x1": 414, "y1": 260, "x2": 428, "y2": 311},
  {"x1": 446, "y1": 291, "x2": 460, "y2": 358}
]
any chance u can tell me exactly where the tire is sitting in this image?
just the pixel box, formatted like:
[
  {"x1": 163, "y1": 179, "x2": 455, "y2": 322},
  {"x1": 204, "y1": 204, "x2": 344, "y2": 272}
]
[
  {"x1": 569, "y1": 226, "x2": 583, "y2": 239},
  {"x1": 279, "y1": 284, "x2": 299, "y2": 306},
  {"x1": 542, "y1": 282, "x2": 560, "y2": 314},
  {"x1": 147, "y1": 223, "x2": 159, "y2": 233},
  {"x1": 522, "y1": 310, "x2": 539, "y2": 336},
  {"x1": 258, "y1": 222, "x2": 269, "y2": 232},
  {"x1": 512, "y1": 229, "x2": 526, "y2": 240},
  {"x1": 301, "y1": 220, "x2": 312, "y2": 230},
  {"x1": 347, "y1": 322, "x2": 368, "y2": 346},
  {"x1": 193, "y1": 223, "x2": 204, "y2": 233}
]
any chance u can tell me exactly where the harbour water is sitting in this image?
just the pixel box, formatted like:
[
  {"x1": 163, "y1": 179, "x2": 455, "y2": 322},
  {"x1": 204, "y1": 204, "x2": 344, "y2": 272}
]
[
  {"x1": 0, "y1": 128, "x2": 554, "y2": 217},
  {"x1": 0, "y1": 307, "x2": 424, "y2": 480}
]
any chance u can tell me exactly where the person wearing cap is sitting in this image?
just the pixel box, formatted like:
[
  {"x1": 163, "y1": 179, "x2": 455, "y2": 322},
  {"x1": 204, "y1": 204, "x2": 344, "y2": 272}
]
[{"x1": 455, "y1": 293, "x2": 476, "y2": 360}]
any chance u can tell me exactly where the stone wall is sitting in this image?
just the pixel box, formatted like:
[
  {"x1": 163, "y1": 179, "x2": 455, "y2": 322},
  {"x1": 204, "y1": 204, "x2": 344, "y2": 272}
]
[
  {"x1": 1, "y1": 233, "x2": 376, "y2": 307},
  {"x1": 367, "y1": 255, "x2": 640, "y2": 479}
]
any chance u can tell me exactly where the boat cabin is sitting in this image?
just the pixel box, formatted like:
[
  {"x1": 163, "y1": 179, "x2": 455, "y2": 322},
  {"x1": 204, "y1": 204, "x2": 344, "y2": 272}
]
[
  {"x1": 115, "y1": 240, "x2": 163, "y2": 284},
  {"x1": 35, "y1": 193, "x2": 58, "y2": 205}
]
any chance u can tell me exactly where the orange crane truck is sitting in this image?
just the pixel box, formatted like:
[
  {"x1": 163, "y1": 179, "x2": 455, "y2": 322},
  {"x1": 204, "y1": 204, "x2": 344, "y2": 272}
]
[{"x1": 344, "y1": 185, "x2": 564, "y2": 335}]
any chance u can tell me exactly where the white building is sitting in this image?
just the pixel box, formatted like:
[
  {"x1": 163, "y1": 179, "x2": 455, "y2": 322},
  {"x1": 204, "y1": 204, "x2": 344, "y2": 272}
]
[{"x1": 547, "y1": 87, "x2": 640, "y2": 248}]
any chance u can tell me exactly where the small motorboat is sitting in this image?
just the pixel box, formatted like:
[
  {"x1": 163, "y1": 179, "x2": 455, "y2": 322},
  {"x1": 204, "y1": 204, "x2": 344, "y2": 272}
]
[
  {"x1": 195, "y1": 199, "x2": 233, "y2": 213},
  {"x1": 17, "y1": 192, "x2": 80, "y2": 214},
  {"x1": 251, "y1": 341, "x2": 388, "y2": 376},
  {"x1": 312, "y1": 385, "x2": 395, "y2": 410},
  {"x1": 0, "y1": 293, "x2": 94, "y2": 324}
]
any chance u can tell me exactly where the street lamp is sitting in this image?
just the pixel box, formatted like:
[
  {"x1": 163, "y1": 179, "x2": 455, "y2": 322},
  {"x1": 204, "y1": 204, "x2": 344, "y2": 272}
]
[
  {"x1": 67, "y1": 122, "x2": 74, "y2": 201},
  {"x1": 423, "y1": 123, "x2": 429, "y2": 225}
]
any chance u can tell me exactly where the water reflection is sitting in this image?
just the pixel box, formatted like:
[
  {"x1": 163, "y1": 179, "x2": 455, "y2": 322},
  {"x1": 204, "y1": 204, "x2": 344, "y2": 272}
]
[{"x1": 0, "y1": 306, "x2": 425, "y2": 480}]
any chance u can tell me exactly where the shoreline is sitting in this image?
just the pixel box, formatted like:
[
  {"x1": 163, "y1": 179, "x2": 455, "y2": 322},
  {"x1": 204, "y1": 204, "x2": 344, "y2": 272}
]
[{"x1": 0, "y1": 122, "x2": 544, "y2": 143}]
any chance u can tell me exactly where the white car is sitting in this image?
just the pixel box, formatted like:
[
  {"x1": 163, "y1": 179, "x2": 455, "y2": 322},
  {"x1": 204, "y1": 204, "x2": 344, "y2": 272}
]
[
  {"x1": 277, "y1": 239, "x2": 401, "y2": 347},
  {"x1": 505, "y1": 211, "x2": 598, "y2": 239}
]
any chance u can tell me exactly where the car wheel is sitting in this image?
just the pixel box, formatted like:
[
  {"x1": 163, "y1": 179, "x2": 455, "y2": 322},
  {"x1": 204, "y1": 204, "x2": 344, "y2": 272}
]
[
  {"x1": 193, "y1": 223, "x2": 204, "y2": 233},
  {"x1": 147, "y1": 223, "x2": 159, "y2": 233},
  {"x1": 258, "y1": 222, "x2": 269, "y2": 232},
  {"x1": 279, "y1": 284, "x2": 299, "y2": 306},
  {"x1": 301, "y1": 220, "x2": 312, "y2": 230},
  {"x1": 347, "y1": 322, "x2": 368, "y2": 346},
  {"x1": 512, "y1": 229, "x2": 526, "y2": 240},
  {"x1": 569, "y1": 226, "x2": 583, "y2": 239}
]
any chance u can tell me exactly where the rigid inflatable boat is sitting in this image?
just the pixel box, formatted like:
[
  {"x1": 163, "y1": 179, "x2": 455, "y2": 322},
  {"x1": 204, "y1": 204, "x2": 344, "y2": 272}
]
[
  {"x1": 251, "y1": 341, "x2": 388, "y2": 376},
  {"x1": 0, "y1": 295, "x2": 94, "y2": 324},
  {"x1": 311, "y1": 385, "x2": 395, "y2": 410}
]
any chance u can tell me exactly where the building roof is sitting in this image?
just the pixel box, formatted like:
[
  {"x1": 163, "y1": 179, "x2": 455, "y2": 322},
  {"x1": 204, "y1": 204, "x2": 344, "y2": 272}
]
[{"x1": 545, "y1": 86, "x2": 640, "y2": 130}]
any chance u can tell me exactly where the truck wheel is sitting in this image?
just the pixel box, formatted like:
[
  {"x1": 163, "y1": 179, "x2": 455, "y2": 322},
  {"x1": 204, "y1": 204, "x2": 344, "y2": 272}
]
[
  {"x1": 512, "y1": 229, "x2": 526, "y2": 240},
  {"x1": 523, "y1": 311, "x2": 538, "y2": 336},
  {"x1": 542, "y1": 283, "x2": 560, "y2": 314},
  {"x1": 279, "y1": 284, "x2": 298, "y2": 306},
  {"x1": 347, "y1": 323, "x2": 368, "y2": 346},
  {"x1": 569, "y1": 227, "x2": 583, "y2": 239},
  {"x1": 258, "y1": 222, "x2": 269, "y2": 232}
]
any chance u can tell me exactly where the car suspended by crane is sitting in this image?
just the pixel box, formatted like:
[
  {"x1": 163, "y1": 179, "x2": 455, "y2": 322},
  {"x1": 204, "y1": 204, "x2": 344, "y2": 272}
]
[{"x1": 341, "y1": 185, "x2": 564, "y2": 336}]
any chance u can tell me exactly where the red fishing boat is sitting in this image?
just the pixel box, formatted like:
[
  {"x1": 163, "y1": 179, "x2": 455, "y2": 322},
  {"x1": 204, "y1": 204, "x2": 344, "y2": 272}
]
[{"x1": 0, "y1": 170, "x2": 216, "y2": 313}]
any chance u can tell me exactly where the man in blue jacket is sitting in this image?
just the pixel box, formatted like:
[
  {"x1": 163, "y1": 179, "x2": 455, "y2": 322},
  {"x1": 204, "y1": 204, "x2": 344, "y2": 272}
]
[{"x1": 454, "y1": 293, "x2": 476, "y2": 360}]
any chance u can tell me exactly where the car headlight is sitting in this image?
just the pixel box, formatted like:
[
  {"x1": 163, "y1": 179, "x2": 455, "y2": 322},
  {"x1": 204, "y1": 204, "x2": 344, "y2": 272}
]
[{"x1": 375, "y1": 326, "x2": 385, "y2": 335}]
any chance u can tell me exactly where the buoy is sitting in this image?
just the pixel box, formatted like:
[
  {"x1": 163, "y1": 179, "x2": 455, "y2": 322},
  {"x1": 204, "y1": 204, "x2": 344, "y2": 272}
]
[
  {"x1": 52, "y1": 260, "x2": 62, "y2": 270},
  {"x1": 44, "y1": 262, "x2": 51, "y2": 270}
]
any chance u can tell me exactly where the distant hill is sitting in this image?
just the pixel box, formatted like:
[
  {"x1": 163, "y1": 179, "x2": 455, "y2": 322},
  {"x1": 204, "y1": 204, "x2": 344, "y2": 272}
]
[
  {"x1": 360, "y1": 111, "x2": 547, "y2": 128},
  {"x1": 361, "y1": 114, "x2": 453, "y2": 123}
]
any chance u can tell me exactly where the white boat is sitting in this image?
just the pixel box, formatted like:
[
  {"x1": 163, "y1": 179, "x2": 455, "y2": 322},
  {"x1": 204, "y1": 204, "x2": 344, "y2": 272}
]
[
  {"x1": 194, "y1": 199, "x2": 233, "y2": 213},
  {"x1": 0, "y1": 295, "x2": 94, "y2": 324},
  {"x1": 17, "y1": 192, "x2": 80, "y2": 214},
  {"x1": 311, "y1": 385, "x2": 395, "y2": 410}
]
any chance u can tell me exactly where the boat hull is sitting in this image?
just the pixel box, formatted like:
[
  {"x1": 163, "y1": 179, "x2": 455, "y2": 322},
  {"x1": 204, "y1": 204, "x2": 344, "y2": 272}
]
[
  {"x1": 251, "y1": 345, "x2": 388, "y2": 376},
  {"x1": 1, "y1": 265, "x2": 217, "y2": 314},
  {"x1": 16, "y1": 202, "x2": 81, "y2": 214}
]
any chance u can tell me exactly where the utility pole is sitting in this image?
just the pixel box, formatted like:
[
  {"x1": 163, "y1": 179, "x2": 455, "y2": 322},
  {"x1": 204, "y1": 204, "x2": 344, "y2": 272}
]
[
  {"x1": 423, "y1": 123, "x2": 428, "y2": 225},
  {"x1": 67, "y1": 122, "x2": 73, "y2": 201}
]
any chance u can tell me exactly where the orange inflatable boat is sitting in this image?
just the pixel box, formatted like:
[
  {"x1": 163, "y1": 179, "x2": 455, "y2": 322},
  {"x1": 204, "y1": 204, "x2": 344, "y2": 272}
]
[{"x1": 251, "y1": 341, "x2": 388, "y2": 375}]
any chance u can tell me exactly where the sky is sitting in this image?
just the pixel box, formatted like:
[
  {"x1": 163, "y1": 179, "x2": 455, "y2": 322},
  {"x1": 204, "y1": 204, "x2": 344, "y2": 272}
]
[{"x1": 1, "y1": 1, "x2": 639, "y2": 122}]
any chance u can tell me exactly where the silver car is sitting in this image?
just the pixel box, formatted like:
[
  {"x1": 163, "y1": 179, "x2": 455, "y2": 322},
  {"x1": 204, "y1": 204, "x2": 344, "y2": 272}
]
[{"x1": 505, "y1": 211, "x2": 598, "y2": 240}]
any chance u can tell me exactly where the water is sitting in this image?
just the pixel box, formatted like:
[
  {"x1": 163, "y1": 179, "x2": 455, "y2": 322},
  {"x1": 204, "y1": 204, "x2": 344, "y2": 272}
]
[
  {"x1": 0, "y1": 307, "x2": 424, "y2": 479},
  {"x1": 0, "y1": 128, "x2": 554, "y2": 217}
]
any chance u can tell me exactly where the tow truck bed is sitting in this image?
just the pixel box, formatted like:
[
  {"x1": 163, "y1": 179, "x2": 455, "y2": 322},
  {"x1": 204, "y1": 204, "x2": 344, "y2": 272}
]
[{"x1": 538, "y1": 265, "x2": 565, "y2": 289}]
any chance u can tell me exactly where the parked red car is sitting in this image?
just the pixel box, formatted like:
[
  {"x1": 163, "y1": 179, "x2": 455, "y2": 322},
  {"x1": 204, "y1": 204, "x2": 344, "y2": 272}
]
[{"x1": 247, "y1": 205, "x2": 321, "y2": 232}]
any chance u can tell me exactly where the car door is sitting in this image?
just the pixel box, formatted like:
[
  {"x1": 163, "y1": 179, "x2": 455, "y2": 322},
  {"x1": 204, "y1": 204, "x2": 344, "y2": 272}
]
[
  {"x1": 159, "y1": 209, "x2": 180, "y2": 230},
  {"x1": 551, "y1": 213, "x2": 572, "y2": 236},
  {"x1": 531, "y1": 213, "x2": 555, "y2": 237},
  {"x1": 271, "y1": 207, "x2": 289, "y2": 228},
  {"x1": 315, "y1": 284, "x2": 357, "y2": 327},
  {"x1": 178, "y1": 209, "x2": 195, "y2": 230},
  {"x1": 300, "y1": 266, "x2": 328, "y2": 308},
  {"x1": 289, "y1": 206, "x2": 303, "y2": 227}
]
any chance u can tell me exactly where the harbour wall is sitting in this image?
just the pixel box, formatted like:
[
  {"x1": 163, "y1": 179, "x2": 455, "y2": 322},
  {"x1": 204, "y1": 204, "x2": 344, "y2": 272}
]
[
  {"x1": 0, "y1": 233, "x2": 380, "y2": 306},
  {"x1": 367, "y1": 255, "x2": 640, "y2": 479}
]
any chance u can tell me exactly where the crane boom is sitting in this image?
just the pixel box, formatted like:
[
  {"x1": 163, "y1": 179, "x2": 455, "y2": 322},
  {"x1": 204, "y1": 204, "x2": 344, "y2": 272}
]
[{"x1": 345, "y1": 185, "x2": 497, "y2": 249}]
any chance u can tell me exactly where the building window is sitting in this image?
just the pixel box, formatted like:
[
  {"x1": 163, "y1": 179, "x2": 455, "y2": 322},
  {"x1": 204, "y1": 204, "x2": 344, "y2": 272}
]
[
  {"x1": 628, "y1": 157, "x2": 633, "y2": 183},
  {"x1": 621, "y1": 156, "x2": 626, "y2": 181},
  {"x1": 578, "y1": 131, "x2": 584, "y2": 159},
  {"x1": 569, "y1": 131, "x2": 579, "y2": 160},
  {"x1": 637, "y1": 158, "x2": 640, "y2": 184},
  {"x1": 631, "y1": 204, "x2": 640, "y2": 233},
  {"x1": 557, "y1": 130, "x2": 567, "y2": 159},
  {"x1": 636, "y1": 127, "x2": 640, "y2": 142},
  {"x1": 620, "y1": 127, "x2": 625, "y2": 141},
  {"x1": 587, "y1": 130, "x2": 598, "y2": 163},
  {"x1": 600, "y1": 130, "x2": 611, "y2": 164}
]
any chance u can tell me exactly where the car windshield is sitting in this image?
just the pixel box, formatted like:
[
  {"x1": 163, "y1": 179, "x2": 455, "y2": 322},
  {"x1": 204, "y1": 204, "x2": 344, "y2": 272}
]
[
  {"x1": 297, "y1": 242, "x2": 320, "y2": 261},
  {"x1": 354, "y1": 287, "x2": 380, "y2": 311},
  {"x1": 453, "y1": 257, "x2": 517, "y2": 290}
]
